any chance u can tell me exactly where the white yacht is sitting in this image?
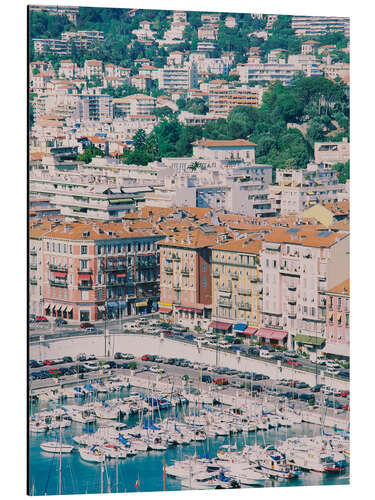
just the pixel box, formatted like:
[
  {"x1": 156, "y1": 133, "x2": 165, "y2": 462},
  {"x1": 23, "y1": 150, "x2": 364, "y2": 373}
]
[{"x1": 40, "y1": 442, "x2": 74, "y2": 453}]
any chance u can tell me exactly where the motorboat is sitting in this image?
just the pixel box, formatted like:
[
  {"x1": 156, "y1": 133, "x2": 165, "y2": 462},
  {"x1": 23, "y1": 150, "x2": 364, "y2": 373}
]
[{"x1": 40, "y1": 442, "x2": 74, "y2": 453}]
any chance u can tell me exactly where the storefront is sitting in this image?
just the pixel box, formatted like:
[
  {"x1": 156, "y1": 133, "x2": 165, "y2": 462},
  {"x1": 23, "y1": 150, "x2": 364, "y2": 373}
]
[
  {"x1": 294, "y1": 333, "x2": 325, "y2": 353},
  {"x1": 255, "y1": 328, "x2": 288, "y2": 346},
  {"x1": 209, "y1": 320, "x2": 232, "y2": 334}
]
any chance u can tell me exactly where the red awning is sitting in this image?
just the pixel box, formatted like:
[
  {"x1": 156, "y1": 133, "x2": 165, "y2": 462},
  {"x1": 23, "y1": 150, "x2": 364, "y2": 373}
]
[
  {"x1": 78, "y1": 274, "x2": 91, "y2": 280},
  {"x1": 158, "y1": 307, "x2": 172, "y2": 314},
  {"x1": 242, "y1": 327, "x2": 258, "y2": 336},
  {"x1": 209, "y1": 321, "x2": 232, "y2": 331},
  {"x1": 256, "y1": 328, "x2": 287, "y2": 340},
  {"x1": 116, "y1": 272, "x2": 126, "y2": 277},
  {"x1": 176, "y1": 306, "x2": 203, "y2": 313},
  {"x1": 54, "y1": 271, "x2": 67, "y2": 278}
]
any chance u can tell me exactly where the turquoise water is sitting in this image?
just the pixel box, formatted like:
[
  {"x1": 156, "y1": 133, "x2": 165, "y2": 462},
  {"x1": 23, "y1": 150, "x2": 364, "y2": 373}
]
[{"x1": 28, "y1": 390, "x2": 349, "y2": 495}]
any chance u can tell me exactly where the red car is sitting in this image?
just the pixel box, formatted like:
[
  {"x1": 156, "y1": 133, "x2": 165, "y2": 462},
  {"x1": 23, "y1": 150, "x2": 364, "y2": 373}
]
[
  {"x1": 141, "y1": 354, "x2": 149, "y2": 361},
  {"x1": 214, "y1": 378, "x2": 229, "y2": 385},
  {"x1": 287, "y1": 360, "x2": 301, "y2": 366},
  {"x1": 288, "y1": 380, "x2": 297, "y2": 387},
  {"x1": 342, "y1": 404, "x2": 350, "y2": 411},
  {"x1": 80, "y1": 322, "x2": 94, "y2": 329},
  {"x1": 36, "y1": 316, "x2": 48, "y2": 322},
  {"x1": 43, "y1": 359, "x2": 55, "y2": 366},
  {"x1": 340, "y1": 391, "x2": 350, "y2": 397}
]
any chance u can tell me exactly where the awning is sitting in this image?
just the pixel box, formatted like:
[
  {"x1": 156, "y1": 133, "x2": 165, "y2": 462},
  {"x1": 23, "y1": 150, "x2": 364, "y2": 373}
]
[
  {"x1": 337, "y1": 312, "x2": 342, "y2": 321},
  {"x1": 45, "y1": 303, "x2": 51, "y2": 310},
  {"x1": 328, "y1": 312, "x2": 333, "y2": 320},
  {"x1": 54, "y1": 271, "x2": 67, "y2": 278},
  {"x1": 52, "y1": 304, "x2": 56, "y2": 311},
  {"x1": 78, "y1": 274, "x2": 91, "y2": 280},
  {"x1": 67, "y1": 307, "x2": 73, "y2": 313},
  {"x1": 116, "y1": 272, "x2": 126, "y2": 277},
  {"x1": 57, "y1": 305, "x2": 62, "y2": 311},
  {"x1": 295, "y1": 334, "x2": 325, "y2": 346},
  {"x1": 136, "y1": 301, "x2": 148, "y2": 308},
  {"x1": 158, "y1": 307, "x2": 172, "y2": 314},
  {"x1": 63, "y1": 306, "x2": 68, "y2": 312},
  {"x1": 256, "y1": 328, "x2": 287, "y2": 340},
  {"x1": 158, "y1": 301, "x2": 172, "y2": 307},
  {"x1": 176, "y1": 306, "x2": 203, "y2": 313},
  {"x1": 324, "y1": 342, "x2": 349, "y2": 357},
  {"x1": 233, "y1": 323, "x2": 247, "y2": 331},
  {"x1": 242, "y1": 327, "x2": 258, "y2": 335},
  {"x1": 209, "y1": 321, "x2": 232, "y2": 331}
]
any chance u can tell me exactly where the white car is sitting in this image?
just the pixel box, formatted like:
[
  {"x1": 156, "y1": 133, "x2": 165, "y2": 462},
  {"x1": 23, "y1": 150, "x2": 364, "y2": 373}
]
[
  {"x1": 82, "y1": 361, "x2": 99, "y2": 371},
  {"x1": 145, "y1": 326, "x2": 159, "y2": 334},
  {"x1": 150, "y1": 366, "x2": 164, "y2": 374}
]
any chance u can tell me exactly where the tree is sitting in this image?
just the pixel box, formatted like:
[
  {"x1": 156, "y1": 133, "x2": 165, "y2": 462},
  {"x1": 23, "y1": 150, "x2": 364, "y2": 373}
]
[
  {"x1": 77, "y1": 146, "x2": 104, "y2": 164},
  {"x1": 133, "y1": 129, "x2": 146, "y2": 150},
  {"x1": 331, "y1": 161, "x2": 350, "y2": 183}
]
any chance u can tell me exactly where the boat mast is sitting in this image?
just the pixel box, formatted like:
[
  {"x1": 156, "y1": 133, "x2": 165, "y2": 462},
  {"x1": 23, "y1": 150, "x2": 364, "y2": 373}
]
[{"x1": 58, "y1": 422, "x2": 62, "y2": 495}]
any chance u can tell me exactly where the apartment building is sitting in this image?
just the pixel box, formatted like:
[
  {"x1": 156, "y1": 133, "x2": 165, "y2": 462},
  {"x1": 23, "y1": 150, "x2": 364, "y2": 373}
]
[
  {"x1": 29, "y1": 5, "x2": 79, "y2": 24},
  {"x1": 59, "y1": 60, "x2": 80, "y2": 79},
  {"x1": 33, "y1": 31, "x2": 104, "y2": 55},
  {"x1": 192, "y1": 138, "x2": 257, "y2": 164},
  {"x1": 113, "y1": 94, "x2": 156, "y2": 117},
  {"x1": 84, "y1": 60, "x2": 104, "y2": 79},
  {"x1": 322, "y1": 278, "x2": 349, "y2": 358},
  {"x1": 198, "y1": 24, "x2": 219, "y2": 41},
  {"x1": 173, "y1": 11, "x2": 187, "y2": 23},
  {"x1": 132, "y1": 20, "x2": 156, "y2": 41},
  {"x1": 38, "y1": 221, "x2": 163, "y2": 322},
  {"x1": 301, "y1": 40, "x2": 320, "y2": 55},
  {"x1": 291, "y1": 16, "x2": 350, "y2": 38},
  {"x1": 158, "y1": 228, "x2": 221, "y2": 327},
  {"x1": 237, "y1": 58, "x2": 299, "y2": 85},
  {"x1": 158, "y1": 63, "x2": 198, "y2": 91},
  {"x1": 260, "y1": 227, "x2": 349, "y2": 350},
  {"x1": 201, "y1": 14, "x2": 221, "y2": 24},
  {"x1": 269, "y1": 163, "x2": 346, "y2": 215},
  {"x1": 71, "y1": 94, "x2": 113, "y2": 122},
  {"x1": 208, "y1": 85, "x2": 264, "y2": 116},
  {"x1": 287, "y1": 54, "x2": 323, "y2": 77},
  {"x1": 211, "y1": 239, "x2": 262, "y2": 331},
  {"x1": 197, "y1": 42, "x2": 218, "y2": 52},
  {"x1": 29, "y1": 172, "x2": 152, "y2": 221},
  {"x1": 225, "y1": 16, "x2": 236, "y2": 28},
  {"x1": 314, "y1": 138, "x2": 350, "y2": 166}
]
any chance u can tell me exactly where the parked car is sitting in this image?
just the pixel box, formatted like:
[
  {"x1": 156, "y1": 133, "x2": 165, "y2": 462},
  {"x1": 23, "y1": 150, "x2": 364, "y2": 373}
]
[
  {"x1": 295, "y1": 382, "x2": 309, "y2": 389},
  {"x1": 272, "y1": 354, "x2": 284, "y2": 361},
  {"x1": 80, "y1": 322, "x2": 94, "y2": 329},
  {"x1": 85, "y1": 327, "x2": 99, "y2": 334},
  {"x1": 76, "y1": 353, "x2": 87, "y2": 362},
  {"x1": 36, "y1": 316, "x2": 48, "y2": 323},
  {"x1": 214, "y1": 378, "x2": 229, "y2": 386},
  {"x1": 247, "y1": 347, "x2": 259, "y2": 356},
  {"x1": 87, "y1": 354, "x2": 96, "y2": 360},
  {"x1": 298, "y1": 393, "x2": 315, "y2": 403},
  {"x1": 114, "y1": 352, "x2": 123, "y2": 360},
  {"x1": 82, "y1": 361, "x2": 99, "y2": 371},
  {"x1": 249, "y1": 384, "x2": 263, "y2": 393},
  {"x1": 172, "y1": 323, "x2": 188, "y2": 332},
  {"x1": 337, "y1": 371, "x2": 350, "y2": 379},
  {"x1": 55, "y1": 318, "x2": 68, "y2": 326},
  {"x1": 141, "y1": 355, "x2": 150, "y2": 361},
  {"x1": 202, "y1": 374, "x2": 212, "y2": 383},
  {"x1": 284, "y1": 350, "x2": 299, "y2": 358},
  {"x1": 123, "y1": 353, "x2": 135, "y2": 360},
  {"x1": 325, "y1": 399, "x2": 342, "y2": 409},
  {"x1": 287, "y1": 359, "x2": 301, "y2": 366},
  {"x1": 311, "y1": 384, "x2": 324, "y2": 393},
  {"x1": 150, "y1": 366, "x2": 164, "y2": 374},
  {"x1": 230, "y1": 379, "x2": 245, "y2": 389},
  {"x1": 184, "y1": 334, "x2": 195, "y2": 341}
]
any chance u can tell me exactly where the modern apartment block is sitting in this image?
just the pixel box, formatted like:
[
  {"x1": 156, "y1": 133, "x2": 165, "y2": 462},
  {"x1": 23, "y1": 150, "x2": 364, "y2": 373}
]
[
  {"x1": 208, "y1": 85, "x2": 264, "y2": 116},
  {"x1": 260, "y1": 227, "x2": 349, "y2": 350},
  {"x1": 158, "y1": 63, "x2": 198, "y2": 91},
  {"x1": 314, "y1": 138, "x2": 350, "y2": 166},
  {"x1": 29, "y1": 5, "x2": 79, "y2": 24},
  {"x1": 71, "y1": 94, "x2": 113, "y2": 122},
  {"x1": 291, "y1": 16, "x2": 350, "y2": 38},
  {"x1": 112, "y1": 94, "x2": 156, "y2": 117},
  {"x1": 269, "y1": 163, "x2": 347, "y2": 215},
  {"x1": 33, "y1": 31, "x2": 104, "y2": 55}
]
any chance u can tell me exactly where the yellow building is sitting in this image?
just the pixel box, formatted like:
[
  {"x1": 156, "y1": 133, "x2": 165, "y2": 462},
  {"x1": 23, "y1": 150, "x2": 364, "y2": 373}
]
[{"x1": 211, "y1": 239, "x2": 262, "y2": 329}]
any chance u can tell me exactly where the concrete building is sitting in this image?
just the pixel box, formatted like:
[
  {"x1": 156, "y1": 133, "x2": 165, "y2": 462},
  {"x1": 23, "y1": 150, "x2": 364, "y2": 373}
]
[
  {"x1": 29, "y1": 5, "x2": 79, "y2": 24},
  {"x1": 112, "y1": 94, "x2": 156, "y2": 117},
  {"x1": 158, "y1": 228, "x2": 221, "y2": 327},
  {"x1": 198, "y1": 24, "x2": 219, "y2": 41},
  {"x1": 322, "y1": 278, "x2": 349, "y2": 359},
  {"x1": 260, "y1": 227, "x2": 349, "y2": 350},
  {"x1": 314, "y1": 138, "x2": 350, "y2": 166},
  {"x1": 211, "y1": 239, "x2": 262, "y2": 330},
  {"x1": 192, "y1": 138, "x2": 257, "y2": 164},
  {"x1": 38, "y1": 220, "x2": 163, "y2": 322},
  {"x1": 208, "y1": 85, "x2": 264, "y2": 116},
  {"x1": 71, "y1": 94, "x2": 113, "y2": 122},
  {"x1": 158, "y1": 63, "x2": 198, "y2": 91},
  {"x1": 291, "y1": 16, "x2": 350, "y2": 38}
]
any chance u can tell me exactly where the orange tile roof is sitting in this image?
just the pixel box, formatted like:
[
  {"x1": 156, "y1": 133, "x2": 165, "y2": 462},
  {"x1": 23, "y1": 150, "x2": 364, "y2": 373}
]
[
  {"x1": 212, "y1": 238, "x2": 262, "y2": 254},
  {"x1": 327, "y1": 278, "x2": 349, "y2": 295},
  {"x1": 159, "y1": 228, "x2": 224, "y2": 249},
  {"x1": 264, "y1": 227, "x2": 348, "y2": 248}
]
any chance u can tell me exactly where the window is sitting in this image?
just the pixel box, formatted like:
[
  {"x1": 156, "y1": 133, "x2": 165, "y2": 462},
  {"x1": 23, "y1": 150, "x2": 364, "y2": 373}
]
[
  {"x1": 345, "y1": 313, "x2": 349, "y2": 327},
  {"x1": 338, "y1": 297, "x2": 342, "y2": 311},
  {"x1": 80, "y1": 260, "x2": 88, "y2": 270},
  {"x1": 202, "y1": 277, "x2": 207, "y2": 287},
  {"x1": 81, "y1": 245, "x2": 88, "y2": 255},
  {"x1": 64, "y1": 244, "x2": 67, "y2": 254},
  {"x1": 69, "y1": 245, "x2": 72, "y2": 254},
  {"x1": 202, "y1": 263, "x2": 207, "y2": 272}
]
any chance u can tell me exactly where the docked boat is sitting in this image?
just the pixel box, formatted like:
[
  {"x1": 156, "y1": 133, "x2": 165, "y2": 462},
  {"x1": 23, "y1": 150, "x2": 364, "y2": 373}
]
[
  {"x1": 79, "y1": 446, "x2": 106, "y2": 463},
  {"x1": 40, "y1": 442, "x2": 74, "y2": 453}
]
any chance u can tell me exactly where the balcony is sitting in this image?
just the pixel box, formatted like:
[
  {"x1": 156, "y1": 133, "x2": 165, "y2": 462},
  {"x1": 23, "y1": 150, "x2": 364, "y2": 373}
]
[
  {"x1": 49, "y1": 279, "x2": 67, "y2": 288},
  {"x1": 230, "y1": 272, "x2": 239, "y2": 280},
  {"x1": 219, "y1": 285, "x2": 232, "y2": 293},
  {"x1": 212, "y1": 270, "x2": 220, "y2": 278},
  {"x1": 250, "y1": 277, "x2": 259, "y2": 283},
  {"x1": 78, "y1": 269, "x2": 93, "y2": 274},
  {"x1": 30, "y1": 250, "x2": 37, "y2": 256},
  {"x1": 78, "y1": 283, "x2": 93, "y2": 290},
  {"x1": 288, "y1": 286, "x2": 297, "y2": 292},
  {"x1": 49, "y1": 264, "x2": 68, "y2": 272},
  {"x1": 173, "y1": 284, "x2": 181, "y2": 291},
  {"x1": 280, "y1": 267, "x2": 300, "y2": 276},
  {"x1": 30, "y1": 279, "x2": 37, "y2": 285},
  {"x1": 165, "y1": 266, "x2": 173, "y2": 274},
  {"x1": 218, "y1": 299, "x2": 232, "y2": 308},
  {"x1": 238, "y1": 303, "x2": 251, "y2": 311},
  {"x1": 287, "y1": 299, "x2": 296, "y2": 305},
  {"x1": 104, "y1": 265, "x2": 127, "y2": 272},
  {"x1": 171, "y1": 255, "x2": 181, "y2": 262},
  {"x1": 238, "y1": 288, "x2": 251, "y2": 295},
  {"x1": 288, "y1": 313, "x2": 296, "y2": 319},
  {"x1": 30, "y1": 263, "x2": 37, "y2": 270},
  {"x1": 181, "y1": 269, "x2": 190, "y2": 277},
  {"x1": 137, "y1": 261, "x2": 156, "y2": 269}
]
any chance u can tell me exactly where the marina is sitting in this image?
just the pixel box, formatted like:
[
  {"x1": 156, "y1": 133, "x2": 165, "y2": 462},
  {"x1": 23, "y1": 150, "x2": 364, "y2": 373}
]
[{"x1": 29, "y1": 380, "x2": 349, "y2": 495}]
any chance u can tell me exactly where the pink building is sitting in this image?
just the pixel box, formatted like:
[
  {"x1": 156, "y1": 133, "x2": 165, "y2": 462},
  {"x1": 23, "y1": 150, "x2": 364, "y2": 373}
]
[{"x1": 323, "y1": 278, "x2": 349, "y2": 359}]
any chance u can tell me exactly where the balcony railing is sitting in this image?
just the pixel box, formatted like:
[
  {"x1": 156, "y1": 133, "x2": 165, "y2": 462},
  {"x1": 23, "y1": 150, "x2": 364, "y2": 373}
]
[
  {"x1": 171, "y1": 255, "x2": 181, "y2": 262},
  {"x1": 165, "y1": 266, "x2": 173, "y2": 274},
  {"x1": 30, "y1": 250, "x2": 37, "y2": 256},
  {"x1": 181, "y1": 269, "x2": 190, "y2": 277},
  {"x1": 230, "y1": 272, "x2": 239, "y2": 280},
  {"x1": 49, "y1": 279, "x2": 68, "y2": 288},
  {"x1": 238, "y1": 303, "x2": 251, "y2": 311},
  {"x1": 218, "y1": 299, "x2": 232, "y2": 308},
  {"x1": 238, "y1": 288, "x2": 251, "y2": 295},
  {"x1": 104, "y1": 265, "x2": 127, "y2": 272},
  {"x1": 219, "y1": 286, "x2": 232, "y2": 293},
  {"x1": 78, "y1": 283, "x2": 93, "y2": 290},
  {"x1": 30, "y1": 279, "x2": 37, "y2": 285},
  {"x1": 30, "y1": 263, "x2": 37, "y2": 270},
  {"x1": 280, "y1": 267, "x2": 300, "y2": 276},
  {"x1": 173, "y1": 284, "x2": 181, "y2": 291},
  {"x1": 49, "y1": 264, "x2": 68, "y2": 272},
  {"x1": 212, "y1": 271, "x2": 220, "y2": 278},
  {"x1": 288, "y1": 286, "x2": 297, "y2": 291},
  {"x1": 78, "y1": 269, "x2": 93, "y2": 274}
]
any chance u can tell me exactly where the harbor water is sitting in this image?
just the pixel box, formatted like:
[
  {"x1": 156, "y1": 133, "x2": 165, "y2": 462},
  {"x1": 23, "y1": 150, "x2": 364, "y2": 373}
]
[{"x1": 28, "y1": 388, "x2": 349, "y2": 495}]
